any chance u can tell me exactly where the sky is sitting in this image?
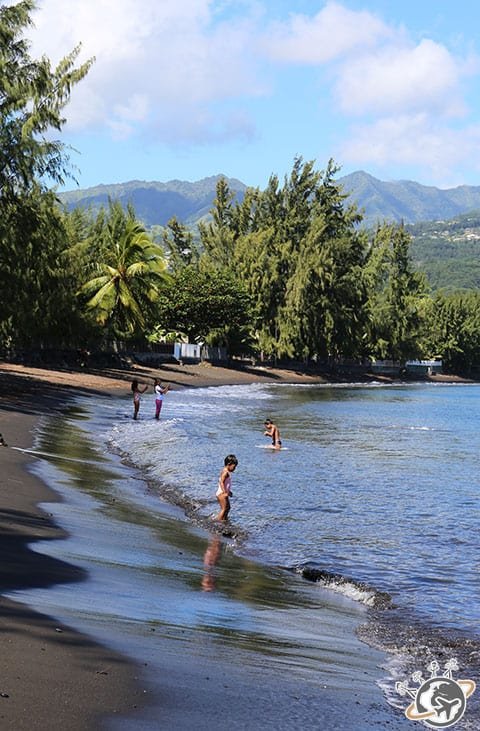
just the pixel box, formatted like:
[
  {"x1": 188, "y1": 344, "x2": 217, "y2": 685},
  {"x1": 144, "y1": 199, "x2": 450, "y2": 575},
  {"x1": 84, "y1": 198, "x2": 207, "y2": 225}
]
[{"x1": 18, "y1": 0, "x2": 480, "y2": 191}]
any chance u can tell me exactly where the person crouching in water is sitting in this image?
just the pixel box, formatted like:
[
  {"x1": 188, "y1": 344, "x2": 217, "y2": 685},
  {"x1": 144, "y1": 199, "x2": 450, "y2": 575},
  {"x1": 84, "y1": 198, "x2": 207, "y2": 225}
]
[
  {"x1": 215, "y1": 454, "x2": 238, "y2": 521},
  {"x1": 264, "y1": 419, "x2": 282, "y2": 449}
]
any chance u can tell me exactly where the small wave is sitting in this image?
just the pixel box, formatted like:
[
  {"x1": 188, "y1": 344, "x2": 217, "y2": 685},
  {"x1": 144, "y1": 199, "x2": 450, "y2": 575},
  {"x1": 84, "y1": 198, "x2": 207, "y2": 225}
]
[
  {"x1": 179, "y1": 383, "x2": 274, "y2": 400},
  {"x1": 273, "y1": 381, "x2": 390, "y2": 389},
  {"x1": 293, "y1": 562, "x2": 392, "y2": 609}
]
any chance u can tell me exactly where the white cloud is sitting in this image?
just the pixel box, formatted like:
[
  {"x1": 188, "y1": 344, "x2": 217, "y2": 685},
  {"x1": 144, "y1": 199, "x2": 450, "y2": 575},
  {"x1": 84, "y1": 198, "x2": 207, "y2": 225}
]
[
  {"x1": 263, "y1": 1, "x2": 390, "y2": 64},
  {"x1": 29, "y1": 0, "x2": 263, "y2": 143},
  {"x1": 259, "y1": 1, "x2": 480, "y2": 184},
  {"x1": 339, "y1": 114, "x2": 480, "y2": 184},
  {"x1": 337, "y1": 39, "x2": 465, "y2": 117},
  {"x1": 22, "y1": 0, "x2": 480, "y2": 185}
]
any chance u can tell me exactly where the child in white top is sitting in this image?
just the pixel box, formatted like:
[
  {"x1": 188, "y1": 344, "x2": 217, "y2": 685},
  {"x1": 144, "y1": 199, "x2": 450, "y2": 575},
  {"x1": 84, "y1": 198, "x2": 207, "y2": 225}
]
[{"x1": 153, "y1": 379, "x2": 169, "y2": 420}]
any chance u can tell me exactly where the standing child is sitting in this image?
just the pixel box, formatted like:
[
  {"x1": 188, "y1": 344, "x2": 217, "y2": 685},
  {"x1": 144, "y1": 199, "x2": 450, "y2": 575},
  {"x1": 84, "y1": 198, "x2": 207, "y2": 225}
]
[
  {"x1": 215, "y1": 454, "x2": 238, "y2": 521},
  {"x1": 131, "y1": 379, "x2": 148, "y2": 420},
  {"x1": 153, "y1": 379, "x2": 170, "y2": 420}
]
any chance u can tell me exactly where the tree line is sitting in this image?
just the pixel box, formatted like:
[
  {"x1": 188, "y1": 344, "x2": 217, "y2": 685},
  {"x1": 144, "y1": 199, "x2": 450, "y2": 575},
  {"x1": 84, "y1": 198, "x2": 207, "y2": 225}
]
[{"x1": 1, "y1": 1, "x2": 480, "y2": 374}]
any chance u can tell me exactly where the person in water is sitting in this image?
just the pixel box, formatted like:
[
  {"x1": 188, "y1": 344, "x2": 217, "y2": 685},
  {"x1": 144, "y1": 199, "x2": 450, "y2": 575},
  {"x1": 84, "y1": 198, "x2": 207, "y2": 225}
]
[
  {"x1": 264, "y1": 419, "x2": 282, "y2": 449},
  {"x1": 153, "y1": 378, "x2": 169, "y2": 420},
  {"x1": 215, "y1": 454, "x2": 238, "y2": 521},
  {"x1": 131, "y1": 379, "x2": 148, "y2": 420}
]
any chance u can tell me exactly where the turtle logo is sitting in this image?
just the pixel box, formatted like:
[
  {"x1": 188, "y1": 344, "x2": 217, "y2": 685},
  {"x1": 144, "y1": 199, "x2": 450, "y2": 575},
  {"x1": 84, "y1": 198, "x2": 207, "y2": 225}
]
[{"x1": 396, "y1": 659, "x2": 475, "y2": 728}]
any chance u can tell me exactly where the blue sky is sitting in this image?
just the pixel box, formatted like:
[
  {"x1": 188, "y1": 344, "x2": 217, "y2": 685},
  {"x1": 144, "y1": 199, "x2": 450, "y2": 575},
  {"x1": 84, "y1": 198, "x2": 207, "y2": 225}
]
[{"x1": 24, "y1": 0, "x2": 480, "y2": 190}]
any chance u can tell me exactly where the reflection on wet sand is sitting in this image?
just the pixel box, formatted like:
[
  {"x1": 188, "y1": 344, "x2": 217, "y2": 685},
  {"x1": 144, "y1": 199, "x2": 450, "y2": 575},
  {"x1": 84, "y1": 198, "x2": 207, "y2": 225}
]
[{"x1": 202, "y1": 535, "x2": 222, "y2": 592}]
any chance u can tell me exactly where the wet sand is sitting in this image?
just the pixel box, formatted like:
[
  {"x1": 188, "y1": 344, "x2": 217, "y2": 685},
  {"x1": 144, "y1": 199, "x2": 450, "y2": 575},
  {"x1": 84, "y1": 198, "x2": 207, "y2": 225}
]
[
  {"x1": 0, "y1": 401, "x2": 144, "y2": 730},
  {"x1": 0, "y1": 361, "x2": 416, "y2": 729}
]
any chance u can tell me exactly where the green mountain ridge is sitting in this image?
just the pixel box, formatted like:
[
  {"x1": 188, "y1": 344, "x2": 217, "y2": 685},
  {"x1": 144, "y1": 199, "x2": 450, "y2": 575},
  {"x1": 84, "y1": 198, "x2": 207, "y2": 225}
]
[
  {"x1": 59, "y1": 171, "x2": 480, "y2": 291},
  {"x1": 60, "y1": 174, "x2": 248, "y2": 227},
  {"x1": 338, "y1": 171, "x2": 480, "y2": 226},
  {"x1": 60, "y1": 170, "x2": 480, "y2": 228}
]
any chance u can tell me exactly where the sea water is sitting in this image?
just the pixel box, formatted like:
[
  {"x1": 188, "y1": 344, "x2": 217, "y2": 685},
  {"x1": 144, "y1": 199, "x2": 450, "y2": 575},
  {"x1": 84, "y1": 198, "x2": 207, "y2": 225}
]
[
  {"x1": 8, "y1": 380, "x2": 480, "y2": 728},
  {"x1": 93, "y1": 381, "x2": 480, "y2": 637}
]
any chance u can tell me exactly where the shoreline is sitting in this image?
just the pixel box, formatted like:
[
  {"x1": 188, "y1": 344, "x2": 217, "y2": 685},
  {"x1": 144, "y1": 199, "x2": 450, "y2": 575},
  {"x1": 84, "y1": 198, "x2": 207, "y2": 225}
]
[
  {"x1": 0, "y1": 360, "x2": 474, "y2": 730},
  {"x1": 0, "y1": 390, "x2": 145, "y2": 730},
  {"x1": 1, "y1": 357, "x2": 475, "y2": 398}
]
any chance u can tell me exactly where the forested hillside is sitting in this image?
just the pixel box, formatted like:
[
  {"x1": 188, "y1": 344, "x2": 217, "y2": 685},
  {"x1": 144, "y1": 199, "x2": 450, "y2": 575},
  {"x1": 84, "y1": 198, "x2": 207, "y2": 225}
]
[
  {"x1": 60, "y1": 176, "x2": 247, "y2": 226},
  {"x1": 339, "y1": 171, "x2": 480, "y2": 226},
  {"x1": 407, "y1": 211, "x2": 480, "y2": 291}
]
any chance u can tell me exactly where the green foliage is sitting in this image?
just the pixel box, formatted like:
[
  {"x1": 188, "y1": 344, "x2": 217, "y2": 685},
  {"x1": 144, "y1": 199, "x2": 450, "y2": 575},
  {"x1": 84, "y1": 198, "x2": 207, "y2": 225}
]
[
  {"x1": 279, "y1": 161, "x2": 367, "y2": 360},
  {"x1": 0, "y1": 189, "x2": 96, "y2": 349},
  {"x1": 198, "y1": 178, "x2": 236, "y2": 268},
  {"x1": 234, "y1": 227, "x2": 282, "y2": 356},
  {"x1": 281, "y1": 213, "x2": 368, "y2": 360},
  {"x1": 407, "y1": 211, "x2": 480, "y2": 291},
  {"x1": 0, "y1": 1, "x2": 94, "y2": 353},
  {"x1": 78, "y1": 202, "x2": 169, "y2": 339},
  {"x1": 162, "y1": 216, "x2": 199, "y2": 271},
  {"x1": 206, "y1": 157, "x2": 369, "y2": 361},
  {"x1": 154, "y1": 265, "x2": 251, "y2": 344},
  {"x1": 423, "y1": 291, "x2": 480, "y2": 372},
  {"x1": 364, "y1": 223, "x2": 428, "y2": 360}
]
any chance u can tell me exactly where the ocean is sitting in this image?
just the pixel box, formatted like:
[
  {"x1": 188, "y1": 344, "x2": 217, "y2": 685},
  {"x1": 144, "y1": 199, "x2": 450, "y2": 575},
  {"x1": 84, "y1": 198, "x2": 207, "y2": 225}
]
[
  {"x1": 8, "y1": 380, "x2": 480, "y2": 728},
  {"x1": 103, "y1": 381, "x2": 480, "y2": 633}
]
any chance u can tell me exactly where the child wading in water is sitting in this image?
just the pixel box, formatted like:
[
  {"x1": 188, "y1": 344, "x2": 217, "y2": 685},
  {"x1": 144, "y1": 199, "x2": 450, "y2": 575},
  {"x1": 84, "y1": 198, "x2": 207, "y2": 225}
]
[
  {"x1": 131, "y1": 379, "x2": 148, "y2": 420},
  {"x1": 153, "y1": 378, "x2": 169, "y2": 420},
  {"x1": 215, "y1": 454, "x2": 238, "y2": 521},
  {"x1": 264, "y1": 419, "x2": 282, "y2": 449}
]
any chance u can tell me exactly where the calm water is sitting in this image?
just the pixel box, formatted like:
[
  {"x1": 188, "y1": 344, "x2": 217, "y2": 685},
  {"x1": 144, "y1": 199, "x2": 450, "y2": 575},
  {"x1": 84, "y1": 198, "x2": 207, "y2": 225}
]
[{"x1": 98, "y1": 381, "x2": 480, "y2": 636}]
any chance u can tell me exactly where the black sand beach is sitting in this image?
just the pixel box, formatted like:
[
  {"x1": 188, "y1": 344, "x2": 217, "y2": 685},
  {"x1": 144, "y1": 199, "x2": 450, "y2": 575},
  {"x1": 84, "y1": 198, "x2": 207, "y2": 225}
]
[{"x1": 0, "y1": 402, "x2": 144, "y2": 730}]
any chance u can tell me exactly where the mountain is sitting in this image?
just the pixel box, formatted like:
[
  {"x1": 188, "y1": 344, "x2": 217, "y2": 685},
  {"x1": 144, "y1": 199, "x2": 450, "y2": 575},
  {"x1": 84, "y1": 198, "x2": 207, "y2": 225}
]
[
  {"x1": 59, "y1": 175, "x2": 247, "y2": 227},
  {"x1": 338, "y1": 171, "x2": 480, "y2": 227},
  {"x1": 59, "y1": 171, "x2": 480, "y2": 291},
  {"x1": 59, "y1": 171, "x2": 480, "y2": 230}
]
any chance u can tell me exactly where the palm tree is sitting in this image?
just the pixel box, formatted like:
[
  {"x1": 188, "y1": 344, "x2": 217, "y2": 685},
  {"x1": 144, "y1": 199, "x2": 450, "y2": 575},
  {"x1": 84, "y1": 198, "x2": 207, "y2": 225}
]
[{"x1": 80, "y1": 215, "x2": 169, "y2": 338}]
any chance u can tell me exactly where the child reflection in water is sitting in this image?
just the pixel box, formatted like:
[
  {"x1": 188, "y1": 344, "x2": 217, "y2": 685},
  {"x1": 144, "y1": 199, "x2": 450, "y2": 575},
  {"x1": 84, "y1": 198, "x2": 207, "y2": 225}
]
[{"x1": 202, "y1": 536, "x2": 222, "y2": 592}]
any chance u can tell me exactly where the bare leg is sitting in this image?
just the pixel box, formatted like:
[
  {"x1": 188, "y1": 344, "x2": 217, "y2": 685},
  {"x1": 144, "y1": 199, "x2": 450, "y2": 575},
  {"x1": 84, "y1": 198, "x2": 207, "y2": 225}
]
[{"x1": 216, "y1": 494, "x2": 230, "y2": 521}]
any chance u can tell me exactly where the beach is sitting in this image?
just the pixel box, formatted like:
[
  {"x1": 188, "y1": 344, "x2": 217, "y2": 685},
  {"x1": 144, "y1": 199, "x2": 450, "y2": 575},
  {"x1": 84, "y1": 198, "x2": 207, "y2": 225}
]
[
  {"x1": 0, "y1": 360, "x2": 467, "y2": 730},
  {"x1": 0, "y1": 379, "x2": 143, "y2": 731}
]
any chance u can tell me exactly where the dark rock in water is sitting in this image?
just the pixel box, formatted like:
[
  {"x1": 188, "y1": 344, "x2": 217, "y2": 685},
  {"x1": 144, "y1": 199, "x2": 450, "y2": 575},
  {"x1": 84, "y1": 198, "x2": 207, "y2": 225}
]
[{"x1": 296, "y1": 562, "x2": 392, "y2": 610}]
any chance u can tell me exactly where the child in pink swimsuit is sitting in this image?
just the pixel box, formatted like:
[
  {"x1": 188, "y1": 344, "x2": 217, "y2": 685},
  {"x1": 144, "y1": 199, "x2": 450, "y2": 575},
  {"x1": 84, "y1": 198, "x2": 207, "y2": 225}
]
[
  {"x1": 131, "y1": 379, "x2": 148, "y2": 420},
  {"x1": 215, "y1": 454, "x2": 238, "y2": 521}
]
